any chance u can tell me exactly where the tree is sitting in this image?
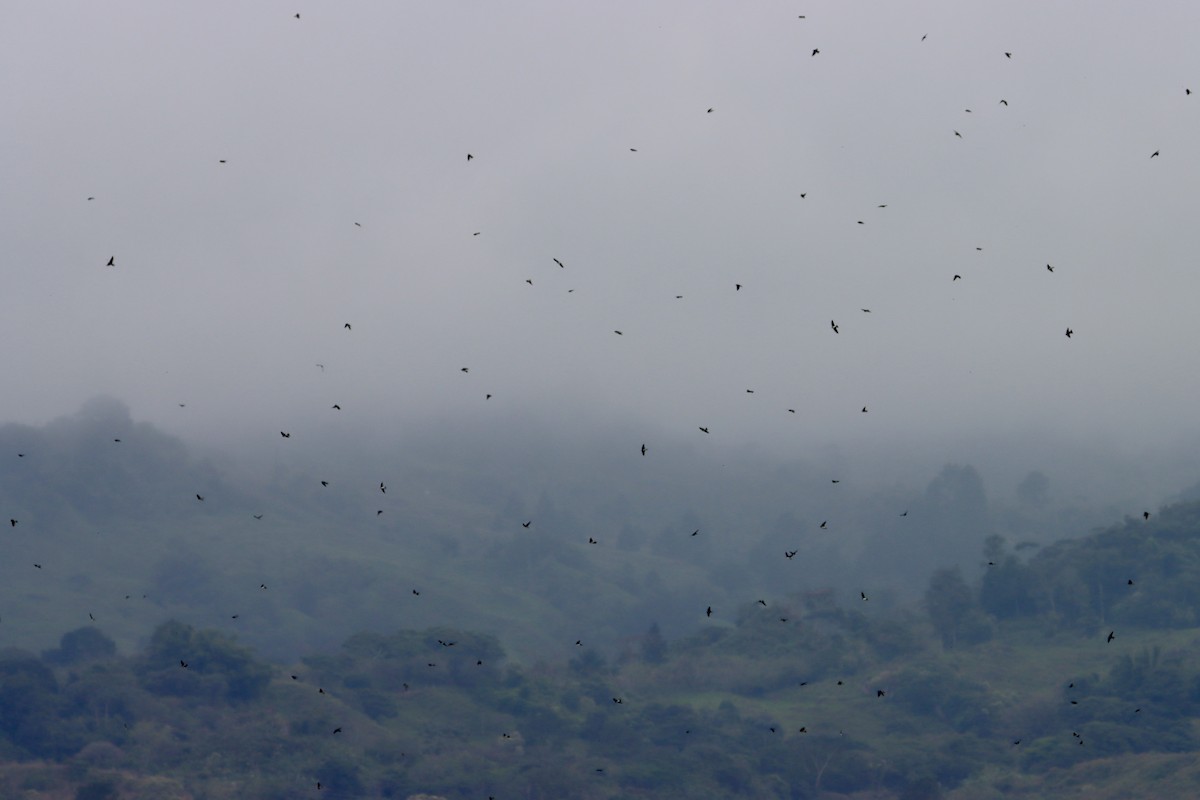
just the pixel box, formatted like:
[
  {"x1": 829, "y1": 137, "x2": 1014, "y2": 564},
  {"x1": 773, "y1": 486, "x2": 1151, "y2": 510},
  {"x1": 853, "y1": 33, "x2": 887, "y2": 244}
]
[
  {"x1": 925, "y1": 567, "x2": 989, "y2": 649},
  {"x1": 43, "y1": 626, "x2": 117, "y2": 666}
]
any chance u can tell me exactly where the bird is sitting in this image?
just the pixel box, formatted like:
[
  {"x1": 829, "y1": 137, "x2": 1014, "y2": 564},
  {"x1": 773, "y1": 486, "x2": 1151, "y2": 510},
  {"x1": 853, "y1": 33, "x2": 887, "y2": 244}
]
[
  {"x1": 180, "y1": 660, "x2": 188, "y2": 668},
  {"x1": 1143, "y1": 511, "x2": 1150, "y2": 520},
  {"x1": 691, "y1": 529, "x2": 699, "y2": 536},
  {"x1": 1128, "y1": 579, "x2": 1134, "y2": 585},
  {"x1": 831, "y1": 479, "x2": 840, "y2": 484},
  {"x1": 553, "y1": 258, "x2": 564, "y2": 268},
  {"x1": 706, "y1": 606, "x2": 713, "y2": 617},
  {"x1": 380, "y1": 483, "x2": 387, "y2": 493},
  {"x1": 588, "y1": 537, "x2": 597, "y2": 544},
  {"x1": 412, "y1": 589, "x2": 420, "y2": 595},
  {"x1": 757, "y1": 599, "x2": 767, "y2": 606},
  {"x1": 467, "y1": 154, "x2": 473, "y2": 161},
  {"x1": 862, "y1": 308, "x2": 871, "y2": 313},
  {"x1": 861, "y1": 406, "x2": 868, "y2": 413},
  {"x1": 333, "y1": 727, "x2": 342, "y2": 734},
  {"x1": 320, "y1": 481, "x2": 329, "y2": 487},
  {"x1": 522, "y1": 521, "x2": 531, "y2": 528},
  {"x1": 641, "y1": 444, "x2": 647, "y2": 456},
  {"x1": 877, "y1": 689, "x2": 886, "y2": 697},
  {"x1": 954, "y1": 131, "x2": 962, "y2": 138},
  {"x1": 33, "y1": 564, "x2": 42, "y2": 569},
  {"x1": 831, "y1": 320, "x2": 839, "y2": 333},
  {"x1": 736, "y1": 284, "x2": 742, "y2": 291},
  {"x1": 861, "y1": 592, "x2": 869, "y2": 601},
  {"x1": 746, "y1": 389, "x2": 755, "y2": 394},
  {"x1": 629, "y1": 148, "x2": 638, "y2": 152},
  {"x1": 785, "y1": 550, "x2": 797, "y2": 559},
  {"x1": 800, "y1": 192, "x2": 807, "y2": 198},
  {"x1": 196, "y1": 494, "x2": 205, "y2": 501},
  {"x1": 332, "y1": 404, "x2": 341, "y2": 410},
  {"x1": 1151, "y1": 150, "x2": 1160, "y2": 158},
  {"x1": 280, "y1": 431, "x2": 291, "y2": 438},
  {"x1": 1005, "y1": 51, "x2": 1012, "y2": 58},
  {"x1": 612, "y1": 697, "x2": 622, "y2": 704},
  {"x1": 1065, "y1": 328, "x2": 1073, "y2": 338},
  {"x1": 344, "y1": 323, "x2": 351, "y2": 330},
  {"x1": 953, "y1": 274, "x2": 961, "y2": 281},
  {"x1": 614, "y1": 330, "x2": 623, "y2": 335},
  {"x1": 461, "y1": 367, "x2": 469, "y2": 373},
  {"x1": 699, "y1": 427, "x2": 710, "y2": 434},
  {"x1": 525, "y1": 279, "x2": 533, "y2": 285},
  {"x1": 811, "y1": 48, "x2": 819, "y2": 56},
  {"x1": 105, "y1": 256, "x2": 114, "y2": 267},
  {"x1": 1047, "y1": 264, "x2": 1054, "y2": 272},
  {"x1": 820, "y1": 521, "x2": 828, "y2": 529},
  {"x1": 252, "y1": 514, "x2": 263, "y2": 520},
  {"x1": 1000, "y1": 99, "x2": 1008, "y2": 105},
  {"x1": 900, "y1": 510, "x2": 908, "y2": 517},
  {"x1": 707, "y1": 107, "x2": 713, "y2": 113},
  {"x1": 1107, "y1": 631, "x2": 1115, "y2": 643},
  {"x1": 8, "y1": 520, "x2": 14, "y2": 527}
]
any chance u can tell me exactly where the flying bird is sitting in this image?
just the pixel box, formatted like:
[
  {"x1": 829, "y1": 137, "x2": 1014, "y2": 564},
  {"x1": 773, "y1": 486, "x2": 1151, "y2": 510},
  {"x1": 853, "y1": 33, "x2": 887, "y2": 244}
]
[
  {"x1": 706, "y1": 606, "x2": 713, "y2": 617},
  {"x1": 1144, "y1": 511, "x2": 1150, "y2": 520},
  {"x1": 614, "y1": 330, "x2": 623, "y2": 335},
  {"x1": 467, "y1": 154, "x2": 473, "y2": 161},
  {"x1": 1107, "y1": 631, "x2": 1115, "y2": 643},
  {"x1": 332, "y1": 404, "x2": 340, "y2": 410},
  {"x1": 736, "y1": 284, "x2": 742, "y2": 291},
  {"x1": 954, "y1": 131, "x2": 962, "y2": 138},
  {"x1": 1046, "y1": 264, "x2": 1054, "y2": 272},
  {"x1": 1005, "y1": 51, "x2": 1012, "y2": 58},
  {"x1": 953, "y1": 274, "x2": 961, "y2": 281},
  {"x1": 196, "y1": 494, "x2": 204, "y2": 501},
  {"x1": 641, "y1": 444, "x2": 647, "y2": 456},
  {"x1": 699, "y1": 427, "x2": 710, "y2": 434},
  {"x1": 522, "y1": 521, "x2": 531, "y2": 528},
  {"x1": 811, "y1": 48, "x2": 819, "y2": 56},
  {"x1": 9, "y1": 520, "x2": 14, "y2": 527},
  {"x1": 105, "y1": 256, "x2": 114, "y2": 267},
  {"x1": 553, "y1": 258, "x2": 564, "y2": 268},
  {"x1": 280, "y1": 431, "x2": 291, "y2": 438},
  {"x1": 344, "y1": 323, "x2": 351, "y2": 330},
  {"x1": 1000, "y1": 99, "x2": 1008, "y2": 105},
  {"x1": 861, "y1": 406, "x2": 868, "y2": 413},
  {"x1": 820, "y1": 521, "x2": 827, "y2": 529},
  {"x1": 707, "y1": 107, "x2": 713, "y2": 113},
  {"x1": 253, "y1": 514, "x2": 263, "y2": 520},
  {"x1": 785, "y1": 550, "x2": 797, "y2": 559},
  {"x1": 1065, "y1": 328, "x2": 1073, "y2": 338},
  {"x1": 1151, "y1": 150, "x2": 1160, "y2": 158},
  {"x1": 831, "y1": 320, "x2": 839, "y2": 333}
]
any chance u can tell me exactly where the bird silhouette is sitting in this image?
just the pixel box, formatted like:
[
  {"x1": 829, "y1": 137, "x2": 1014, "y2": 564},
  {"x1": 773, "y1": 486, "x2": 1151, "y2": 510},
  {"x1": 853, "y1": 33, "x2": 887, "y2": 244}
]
[
  {"x1": 706, "y1": 606, "x2": 713, "y2": 617},
  {"x1": 522, "y1": 521, "x2": 531, "y2": 528},
  {"x1": 553, "y1": 258, "x2": 564, "y2": 268},
  {"x1": 641, "y1": 444, "x2": 647, "y2": 456},
  {"x1": 1107, "y1": 631, "x2": 1115, "y2": 643},
  {"x1": 344, "y1": 323, "x2": 351, "y2": 330},
  {"x1": 861, "y1": 406, "x2": 868, "y2": 413},
  {"x1": 281, "y1": 431, "x2": 291, "y2": 438},
  {"x1": 811, "y1": 48, "x2": 819, "y2": 56},
  {"x1": 953, "y1": 274, "x2": 962, "y2": 280},
  {"x1": 707, "y1": 107, "x2": 713, "y2": 113},
  {"x1": 1047, "y1": 264, "x2": 1054, "y2": 272},
  {"x1": 1000, "y1": 99, "x2": 1008, "y2": 105},
  {"x1": 106, "y1": 256, "x2": 114, "y2": 267},
  {"x1": 466, "y1": 154, "x2": 473, "y2": 161},
  {"x1": 1005, "y1": 51, "x2": 1012, "y2": 58},
  {"x1": 1065, "y1": 328, "x2": 1073, "y2": 338},
  {"x1": 1144, "y1": 511, "x2": 1150, "y2": 520},
  {"x1": 614, "y1": 330, "x2": 623, "y2": 335},
  {"x1": 1151, "y1": 150, "x2": 1160, "y2": 158},
  {"x1": 785, "y1": 550, "x2": 797, "y2": 559},
  {"x1": 320, "y1": 481, "x2": 329, "y2": 487},
  {"x1": 820, "y1": 521, "x2": 827, "y2": 529},
  {"x1": 736, "y1": 284, "x2": 742, "y2": 291},
  {"x1": 954, "y1": 131, "x2": 962, "y2": 138},
  {"x1": 252, "y1": 514, "x2": 263, "y2": 520},
  {"x1": 9, "y1": 520, "x2": 14, "y2": 527},
  {"x1": 699, "y1": 427, "x2": 710, "y2": 434},
  {"x1": 831, "y1": 320, "x2": 839, "y2": 333},
  {"x1": 196, "y1": 494, "x2": 204, "y2": 501}
]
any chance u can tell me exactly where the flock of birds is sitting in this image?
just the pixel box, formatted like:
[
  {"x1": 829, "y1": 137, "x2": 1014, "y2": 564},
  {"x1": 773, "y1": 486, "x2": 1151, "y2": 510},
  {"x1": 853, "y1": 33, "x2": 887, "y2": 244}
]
[{"x1": 5, "y1": 8, "x2": 1196, "y2": 794}]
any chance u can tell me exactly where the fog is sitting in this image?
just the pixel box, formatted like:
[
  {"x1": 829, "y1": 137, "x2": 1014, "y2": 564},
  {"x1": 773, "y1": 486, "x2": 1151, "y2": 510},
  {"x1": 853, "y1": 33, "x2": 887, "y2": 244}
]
[
  {"x1": 4, "y1": 4, "x2": 1200, "y2": 795},
  {"x1": 4, "y1": 1, "x2": 1200, "y2": 458}
]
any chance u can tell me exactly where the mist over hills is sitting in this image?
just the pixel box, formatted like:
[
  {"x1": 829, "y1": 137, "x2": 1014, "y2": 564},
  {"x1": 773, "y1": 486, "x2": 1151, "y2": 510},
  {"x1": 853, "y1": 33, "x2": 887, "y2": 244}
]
[{"x1": 2, "y1": 396, "x2": 1196, "y2": 666}]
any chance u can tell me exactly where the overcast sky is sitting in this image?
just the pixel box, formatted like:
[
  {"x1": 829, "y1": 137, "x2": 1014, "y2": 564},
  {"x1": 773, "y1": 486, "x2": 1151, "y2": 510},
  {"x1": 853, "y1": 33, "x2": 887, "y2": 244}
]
[{"x1": 4, "y1": 1, "x2": 1200, "y2": 456}]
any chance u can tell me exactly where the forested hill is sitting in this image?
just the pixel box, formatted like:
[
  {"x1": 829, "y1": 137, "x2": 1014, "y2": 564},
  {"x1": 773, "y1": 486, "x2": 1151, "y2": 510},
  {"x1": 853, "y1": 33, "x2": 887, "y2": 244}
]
[{"x1": 7, "y1": 497, "x2": 1200, "y2": 799}]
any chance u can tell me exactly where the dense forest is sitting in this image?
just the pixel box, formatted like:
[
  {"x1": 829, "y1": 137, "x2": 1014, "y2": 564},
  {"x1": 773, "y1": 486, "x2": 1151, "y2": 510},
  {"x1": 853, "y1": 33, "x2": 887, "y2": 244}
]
[{"x1": 5, "y1": 402, "x2": 1200, "y2": 798}]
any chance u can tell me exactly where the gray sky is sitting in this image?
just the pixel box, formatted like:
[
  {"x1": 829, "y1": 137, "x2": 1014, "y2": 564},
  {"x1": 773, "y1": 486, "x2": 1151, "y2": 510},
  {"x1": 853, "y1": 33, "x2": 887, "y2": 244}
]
[{"x1": 5, "y1": 0, "x2": 1200, "y2": 454}]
